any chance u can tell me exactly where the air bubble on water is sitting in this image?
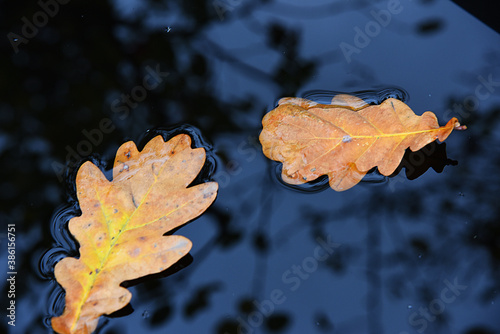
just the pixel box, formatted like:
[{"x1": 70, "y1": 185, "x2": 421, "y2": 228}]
[
  {"x1": 13, "y1": 38, "x2": 18, "y2": 42},
  {"x1": 342, "y1": 135, "x2": 352, "y2": 143},
  {"x1": 407, "y1": 305, "x2": 413, "y2": 309}
]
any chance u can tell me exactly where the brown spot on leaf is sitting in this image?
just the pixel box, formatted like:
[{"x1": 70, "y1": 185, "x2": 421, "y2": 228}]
[{"x1": 129, "y1": 248, "x2": 141, "y2": 257}]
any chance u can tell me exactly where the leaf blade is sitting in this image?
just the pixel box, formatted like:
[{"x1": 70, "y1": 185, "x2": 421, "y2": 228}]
[
  {"x1": 260, "y1": 96, "x2": 465, "y2": 191},
  {"x1": 52, "y1": 134, "x2": 218, "y2": 334}
]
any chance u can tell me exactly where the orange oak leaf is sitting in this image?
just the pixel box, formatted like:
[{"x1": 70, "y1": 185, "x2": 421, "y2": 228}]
[
  {"x1": 51, "y1": 134, "x2": 218, "y2": 334},
  {"x1": 259, "y1": 95, "x2": 466, "y2": 191}
]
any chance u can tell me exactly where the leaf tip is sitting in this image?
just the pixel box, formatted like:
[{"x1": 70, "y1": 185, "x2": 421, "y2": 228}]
[{"x1": 446, "y1": 117, "x2": 467, "y2": 130}]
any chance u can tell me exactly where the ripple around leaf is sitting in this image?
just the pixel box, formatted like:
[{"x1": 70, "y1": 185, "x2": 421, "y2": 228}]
[
  {"x1": 302, "y1": 87, "x2": 409, "y2": 106},
  {"x1": 273, "y1": 163, "x2": 387, "y2": 193},
  {"x1": 44, "y1": 284, "x2": 66, "y2": 328},
  {"x1": 39, "y1": 204, "x2": 81, "y2": 279}
]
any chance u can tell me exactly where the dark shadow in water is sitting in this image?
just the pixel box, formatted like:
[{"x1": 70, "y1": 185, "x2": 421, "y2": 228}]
[
  {"x1": 391, "y1": 142, "x2": 458, "y2": 180},
  {"x1": 183, "y1": 282, "x2": 223, "y2": 318},
  {"x1": 415, "y1": 17, "x2": 445, "y2": 35}
]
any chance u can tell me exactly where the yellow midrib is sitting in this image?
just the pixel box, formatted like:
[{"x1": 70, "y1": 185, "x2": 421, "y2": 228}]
[
  {"x1": 307, "y1": 127, "x2": 443, "y2": 140},
  {"x1": 71, "y1": 162, "x2": 162, "y2": 331},
  {"x1": 70, "y1": 153, "x2": 194, "y2": 331},
  {"x1": 278, "y1": 126, "x2": 446, "y2": 176}
]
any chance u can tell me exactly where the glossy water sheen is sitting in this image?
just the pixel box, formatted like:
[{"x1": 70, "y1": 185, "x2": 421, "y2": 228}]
[{"x1": 1, "y1": 1, "x2": 500, "y2": 334}]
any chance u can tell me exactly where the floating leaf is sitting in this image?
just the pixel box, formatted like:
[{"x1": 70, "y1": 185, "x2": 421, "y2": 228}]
[
  {"x1": 51, "y1": 134, "x2": 218, "y2": 334},
  {"x1": 259, "y1": 95, "x2": 466, "y2": 191}
]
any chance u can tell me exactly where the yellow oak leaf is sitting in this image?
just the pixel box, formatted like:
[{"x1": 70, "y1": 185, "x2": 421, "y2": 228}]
[
  {"x1": 51, "y1": 134, "x2": 218, "y2": 334},
  {"x1": 259, "y1": 96, "x2": 466, "y2": 191}
]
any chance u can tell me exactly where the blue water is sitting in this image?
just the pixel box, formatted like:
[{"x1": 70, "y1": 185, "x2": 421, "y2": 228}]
[{"x1": 1, "y1": 0, "x2": 500, "y2": 333}]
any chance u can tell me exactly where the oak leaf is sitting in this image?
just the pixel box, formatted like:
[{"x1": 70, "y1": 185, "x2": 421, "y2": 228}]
[
  {"x1": 259, "y1": 95, "x2": 466, "y2": 191},
  {"x1": 51, "y1": 134, "x2": 218, "y2": 334}
]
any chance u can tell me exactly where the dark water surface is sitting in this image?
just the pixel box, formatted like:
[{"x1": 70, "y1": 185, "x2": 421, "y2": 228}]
[{"x1": 1, "y1": 0, "x2": 500, "y2": 333}]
